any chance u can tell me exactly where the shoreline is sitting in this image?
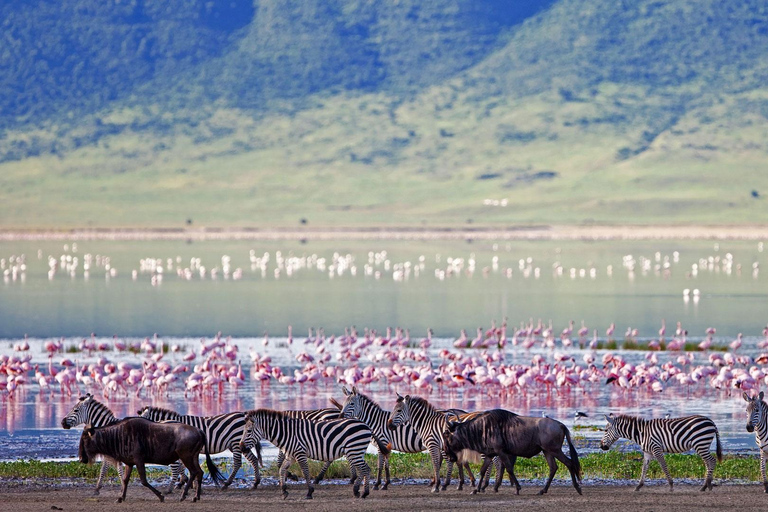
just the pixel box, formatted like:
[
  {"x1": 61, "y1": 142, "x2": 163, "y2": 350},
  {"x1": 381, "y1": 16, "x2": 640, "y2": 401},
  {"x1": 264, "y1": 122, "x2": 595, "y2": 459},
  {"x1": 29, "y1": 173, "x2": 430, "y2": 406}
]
[{"x1": 2, "y1": 225, "x2": 768, "y2": 241}]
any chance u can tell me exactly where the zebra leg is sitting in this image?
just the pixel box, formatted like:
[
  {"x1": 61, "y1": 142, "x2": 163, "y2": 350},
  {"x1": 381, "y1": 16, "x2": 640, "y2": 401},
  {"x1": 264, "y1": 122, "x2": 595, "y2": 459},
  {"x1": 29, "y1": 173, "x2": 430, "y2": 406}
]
[
  {"x1": 243, "y1": 449, "x2": 261, "y2": 489},
  {"x1": 313, "y1": 460, "x2": 333, "y2": 485},
  {"x1": 136, "y1": 462, "x2": 165, "y2": 502},
  {"x1": 279, "y1": 455, "x2": 295, "y2": 499},
  {"x1": 277, "y1": 451, "x2": 299, "y2": 482},
  {"x1": 652, "y1": 447, "x2": 674, "y2": 491},
  {"x1": 428, "y1": 443, "x2": 442, "y2": 493},
  {"x1": 697, "y1": 448, "x2": 717, "y2": 491},
  {"x1": 222, "y1": 445, "x2": 243, "y2": 489},
  {"x1": 472, "y1": 457, "x2": 493, "y2": 495},
  {"x1": 491, "y1": 457, "x2": 505, "y2": 492},
  {"x1": 373, "y1": 450, "x2": 385, "y2": 490},
  {"x1": 295, "y1": 453, "x2": 314, "y2": 500},
  {"x1": 760, "y1": 451, "x2": 767, "y2": 493},
  {"x1": 350, "y1": 456, "x2": 370, "y2": 499},
  {"x1": 94, "y1": 460, "x2": 108, "y2": 495},
  {"x1": 383, "y1": 454, "x2": 391, "y2": 490},
  {"x1": 538, "y1": 452, "x2": 558, "y2": 495},
  {"x1": 117, "y1": 464, "x2": 133, "y2": 503},
  {"x1": 636, "y1": 452, "x2": 651, "y2": 491},
  {"x1": 441, "y1": 454, "x2": 453, "y2": 491},
  {"x1": 166, "y1": 461, "x2": 179, "y2": 494}
]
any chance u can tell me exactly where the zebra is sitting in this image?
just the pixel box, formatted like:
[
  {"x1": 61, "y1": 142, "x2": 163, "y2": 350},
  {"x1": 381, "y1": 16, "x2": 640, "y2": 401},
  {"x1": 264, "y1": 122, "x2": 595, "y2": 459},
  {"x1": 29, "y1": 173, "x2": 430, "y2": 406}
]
[
  {"x1": 138, "y1": 406, "x2": 262, "y2": 490},
  {"x1": 239, "y1": 408, "x2": 389, "y2": 499},
  {"x1": 600, "y1": 412, "x2": 722, "y2": 491},
  {"x1": 275, "y1": 407, "x2": 345, "y2": 484},
  {"x1": 743, "y1": 391, "x2": 768, "y2": 493},
  {"x1": 339, "y1": 386, "x2": 496, "y2": 491},
  {"x1": 387, "y1": 393, "x2": 475, "y2": 493},
  {"x1": 61, "y1": 393, "x2": 124, "y2": 495}
]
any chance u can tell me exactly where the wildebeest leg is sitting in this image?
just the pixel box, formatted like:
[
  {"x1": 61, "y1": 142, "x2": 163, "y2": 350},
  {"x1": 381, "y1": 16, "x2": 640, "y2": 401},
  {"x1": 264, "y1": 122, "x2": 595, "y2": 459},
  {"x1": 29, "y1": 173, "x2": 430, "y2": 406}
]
[
  {"x1": 471, "y1": 457, "x2": 493, "y2": 495},
  {"x1": 636, "y1": 451, "x2": 651, "y2": 491},
  {"x1": 538, "y1": 452, "x2": 558, "y2": 495},
  {"x1": 136, "y1": 462, "x2": 164, "y2": 502},
  {"x1": 459, "y1": 461, "x2": 475, "y2": 491},
  {"x1": 295, "y1": 453, "x2": 314, "y2": 500},
  {"x1": 499, "y1": 454, "x2": 520, "y2": 495},
  {"x1": 118, "y1": 464, "x2": 133, "y2": 503},
  {"x1": 552, "y1": 448, "x2": 583, "y2": 495},
  {"x1": 179, "y1": 454, "x2": 203, "y2": 502},
  {"x1": 243, "y1": 448, "x2": 261, "y2": 489}
]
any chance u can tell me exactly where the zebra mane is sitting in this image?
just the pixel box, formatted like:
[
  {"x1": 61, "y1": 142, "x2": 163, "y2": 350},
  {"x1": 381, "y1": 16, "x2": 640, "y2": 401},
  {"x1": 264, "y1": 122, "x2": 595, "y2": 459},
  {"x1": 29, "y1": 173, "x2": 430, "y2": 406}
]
[
  {"x1": 245, "y1": 408, "x2": 292, "y2": 421},
  {"x1": 145, "y1": 406, "x2": 182, "y2": 418},
  {"x1": 407, "y1": 396, "x2": 437, "y2": 413},
  {"x1": 355, "y1": 391, "x2": 383, "y2": 410},
  {"x1": 78, "y1": 396, "x2": 117, "y2": 418}
]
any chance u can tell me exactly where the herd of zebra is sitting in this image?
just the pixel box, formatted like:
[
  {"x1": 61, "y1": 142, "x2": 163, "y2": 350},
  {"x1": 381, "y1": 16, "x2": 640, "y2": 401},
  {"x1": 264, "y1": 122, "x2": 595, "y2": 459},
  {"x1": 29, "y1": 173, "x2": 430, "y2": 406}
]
[{"x1": 61, "y1": 389, "x2": 768, "y2": 501}]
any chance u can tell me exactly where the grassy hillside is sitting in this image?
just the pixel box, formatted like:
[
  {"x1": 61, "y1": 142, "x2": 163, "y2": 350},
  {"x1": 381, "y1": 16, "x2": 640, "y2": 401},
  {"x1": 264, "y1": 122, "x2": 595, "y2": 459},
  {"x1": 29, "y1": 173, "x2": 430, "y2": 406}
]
[{"x1": 1, "y1": 0, "x2": 768, "y2": 229}]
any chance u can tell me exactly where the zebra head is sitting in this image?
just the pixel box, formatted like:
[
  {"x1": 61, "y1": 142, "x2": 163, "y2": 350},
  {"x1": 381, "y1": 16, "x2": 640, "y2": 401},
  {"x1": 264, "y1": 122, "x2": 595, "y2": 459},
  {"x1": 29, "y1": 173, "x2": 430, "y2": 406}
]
[
  {"x1": 61, "y1": 394, "x2": 95, "y2": 429},
  {"x1": 744, "y1": 391, "x2": 765, "y2": 433},
  {"x1": 340, "y1": 386, "x2": 363, "y2": 420},
  {"x1": 240, "y1": 411, "x2": 264, "y2": 450},
  {"x1": 600, "y1": 413, "x2": 621, "y2": 450},
  {"x1": 387, "y1": 393, "x2": 410, "y2": 430}
]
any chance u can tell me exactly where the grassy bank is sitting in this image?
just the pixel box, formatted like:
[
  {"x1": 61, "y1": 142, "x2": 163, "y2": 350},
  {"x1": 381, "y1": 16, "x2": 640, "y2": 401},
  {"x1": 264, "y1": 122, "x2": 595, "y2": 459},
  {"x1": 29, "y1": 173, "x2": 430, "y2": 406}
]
[{"x1": 0, "y1": 452, "x2": 761, "y2": 482}]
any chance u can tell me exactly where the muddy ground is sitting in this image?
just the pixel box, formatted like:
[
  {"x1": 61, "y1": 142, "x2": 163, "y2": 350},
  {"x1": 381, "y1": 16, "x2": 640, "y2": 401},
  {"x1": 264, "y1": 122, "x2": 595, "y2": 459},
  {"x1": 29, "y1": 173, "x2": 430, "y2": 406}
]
[{"x1": 2, "y1": 480, "x2": 767, "y2": 512}]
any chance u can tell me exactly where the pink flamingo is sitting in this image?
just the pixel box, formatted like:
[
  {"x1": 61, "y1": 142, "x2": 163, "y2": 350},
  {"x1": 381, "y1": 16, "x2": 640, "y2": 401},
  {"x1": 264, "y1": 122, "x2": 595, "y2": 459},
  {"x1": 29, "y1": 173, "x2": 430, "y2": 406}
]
[{"x1": 730, "y1": 333, "x2": 743, "y2": 352}]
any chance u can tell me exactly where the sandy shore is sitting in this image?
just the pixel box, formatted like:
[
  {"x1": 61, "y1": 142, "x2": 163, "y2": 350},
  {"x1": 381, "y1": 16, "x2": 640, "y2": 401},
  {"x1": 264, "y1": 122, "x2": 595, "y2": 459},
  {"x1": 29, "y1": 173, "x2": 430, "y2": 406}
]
[
  {"x1": 1, "y1": 480, "x2": 767, "y2": 512},
  {"x1": 2, "y1": 225, "x2": 768, "y2": 241}
]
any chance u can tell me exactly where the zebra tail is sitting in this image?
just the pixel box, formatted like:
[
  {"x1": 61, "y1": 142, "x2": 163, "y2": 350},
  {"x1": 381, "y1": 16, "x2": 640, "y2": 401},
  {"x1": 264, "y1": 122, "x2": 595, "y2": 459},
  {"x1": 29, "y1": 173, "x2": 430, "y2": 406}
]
[
  {"x1": 372, "y1": 433, "x2": 392, "y2": 456},
  {"x1": 203, "y1": 436, "x2": 225, "y2": 487},
  {"x1": 563, "y1": 424, "x2": 582, "y2": 481},
  {"x1": 715, "y1": 428, "x2": 723, "y2": 462}
]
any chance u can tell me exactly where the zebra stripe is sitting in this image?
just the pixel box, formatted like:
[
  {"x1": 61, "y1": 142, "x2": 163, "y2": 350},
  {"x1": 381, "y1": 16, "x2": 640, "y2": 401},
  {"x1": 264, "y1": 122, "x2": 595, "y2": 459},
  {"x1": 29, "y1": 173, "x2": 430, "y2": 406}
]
[
  {"x1": 240, "y1": 409, "x2": 374, "y2": 499},
  {"x1": 138, "y1": 406, "x2": 261, "y2": 489},
  {"x1": 600, "y1": 413, "x2": 722, "y2": 491},
  {"x1": 388, "y1": 394, "x2": 471, "y2": 493},
  {"x1": 61, "y1": 394, "x2": 123, "y2": 495},
  {"x1": 743, "y1": 391, "x2": 768, "y2": 493}
]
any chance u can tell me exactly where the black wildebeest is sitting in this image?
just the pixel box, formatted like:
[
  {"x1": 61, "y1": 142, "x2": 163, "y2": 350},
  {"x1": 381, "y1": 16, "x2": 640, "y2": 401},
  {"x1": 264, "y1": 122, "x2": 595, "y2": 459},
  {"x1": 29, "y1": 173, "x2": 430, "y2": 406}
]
[
  {"x1": 79, "y1": 417, "x2": 224, "y2": 503},
  {"x1": 442, "y1": 409, "x2": 582, "y2": 496}
]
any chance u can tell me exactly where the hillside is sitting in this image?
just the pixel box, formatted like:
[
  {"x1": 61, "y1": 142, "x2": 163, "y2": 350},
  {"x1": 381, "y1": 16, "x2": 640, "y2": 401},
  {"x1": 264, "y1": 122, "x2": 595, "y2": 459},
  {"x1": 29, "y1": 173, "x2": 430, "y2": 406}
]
[{"x1": 2, "y1": 0, "x2": 768, "y2": 229}]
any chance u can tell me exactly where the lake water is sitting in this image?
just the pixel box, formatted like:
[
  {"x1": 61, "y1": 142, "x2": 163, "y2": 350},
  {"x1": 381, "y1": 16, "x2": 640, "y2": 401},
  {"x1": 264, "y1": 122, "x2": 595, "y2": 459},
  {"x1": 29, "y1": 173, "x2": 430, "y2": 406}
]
[{"x1": 1, "y1": 238, "x2": 767, "y2": 461}]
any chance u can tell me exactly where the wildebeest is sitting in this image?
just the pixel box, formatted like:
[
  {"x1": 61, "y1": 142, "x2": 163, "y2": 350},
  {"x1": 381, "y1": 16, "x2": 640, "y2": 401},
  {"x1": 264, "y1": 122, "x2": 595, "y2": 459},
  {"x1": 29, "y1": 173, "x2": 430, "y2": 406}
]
[
  {"x1": 79, "y1": 417, "x2": 224, "y2": 503},
  {"x1": 442, "y1": 409, "x2": 582, "y2": 496}
]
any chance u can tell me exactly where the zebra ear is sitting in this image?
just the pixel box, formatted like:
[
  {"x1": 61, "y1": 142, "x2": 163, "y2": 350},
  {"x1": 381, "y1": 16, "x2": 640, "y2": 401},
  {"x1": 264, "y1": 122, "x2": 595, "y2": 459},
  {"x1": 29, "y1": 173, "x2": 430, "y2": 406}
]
[
  {"x1": 352, "y1": 386, "x2": 359, "y2": 395},
  {"x1": 760, "y1": 391, "x2": 765, "y2": 401},
  {"x1": 342, "y1": 386, "x2": 351, "y2": 396},
  {"x1": 605, "y1": 414, "x2": 615, "y2": 425},
  {"x1": 396, "y1": 391, "x2": 403, "y2": 399},
  {"x1": 744, "y1": 392, "x2": 752, "y2": 402}
]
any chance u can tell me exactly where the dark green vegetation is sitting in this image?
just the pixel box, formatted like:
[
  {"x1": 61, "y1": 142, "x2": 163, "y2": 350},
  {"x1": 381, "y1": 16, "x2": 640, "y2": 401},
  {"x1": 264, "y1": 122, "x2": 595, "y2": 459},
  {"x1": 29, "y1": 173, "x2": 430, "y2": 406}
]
[
  {"x1": 2, "y1": 0, "x2": 768, "y2": 229},
  {"x1": 0, "y1": 452, "x2": 762, "y2": 482}
]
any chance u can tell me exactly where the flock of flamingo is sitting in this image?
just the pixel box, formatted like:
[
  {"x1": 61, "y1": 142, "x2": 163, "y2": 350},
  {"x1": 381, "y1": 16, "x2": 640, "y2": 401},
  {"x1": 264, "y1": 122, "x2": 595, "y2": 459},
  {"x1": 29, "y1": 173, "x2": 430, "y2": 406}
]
[
  {"x1": 1, "y1": 241, "x2": 763, "y2": 285},
  {"x1": 2, "y1": 318, "x2": 768, "y2": 402}
]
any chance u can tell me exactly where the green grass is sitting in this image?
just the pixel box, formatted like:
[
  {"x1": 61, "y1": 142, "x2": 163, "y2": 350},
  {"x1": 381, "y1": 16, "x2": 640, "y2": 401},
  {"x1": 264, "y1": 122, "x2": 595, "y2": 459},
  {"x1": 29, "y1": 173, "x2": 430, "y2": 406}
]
[{"x1": 2, "y1": 453, "x2": 761, "y2": 482}]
